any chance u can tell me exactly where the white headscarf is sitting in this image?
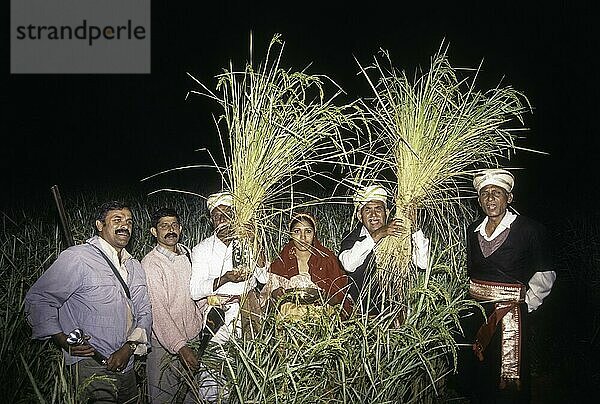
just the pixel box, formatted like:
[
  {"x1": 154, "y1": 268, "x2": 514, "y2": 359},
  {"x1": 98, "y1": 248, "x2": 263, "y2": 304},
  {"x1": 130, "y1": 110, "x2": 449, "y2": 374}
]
[
  {"x1": 473, "y1": 169, "x2": 515, "y2": 194},
  {"x1": 353, "y1": 184, "x2": 388, "y2": 216},
  {"x1": 206, "y1": 191, "x2": 233, "y2": 213}
]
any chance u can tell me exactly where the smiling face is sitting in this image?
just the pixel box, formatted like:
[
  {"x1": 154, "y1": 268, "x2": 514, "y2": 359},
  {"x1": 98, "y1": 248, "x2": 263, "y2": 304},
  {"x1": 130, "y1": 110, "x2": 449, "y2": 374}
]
[
  {"x1": 478, "y1": 184, "x2": 513, "y2": 220},
  {"x1": 96, "y1": 208, "x2": 133, "y2": 251},
  {"x1": 290, "y1": 219, "x2": 315, "y2": 252},
  {"x1": 151, "y1": 215, "x2": 181, "y2": 251},
  {"x1": 211, "y1": 204, "x2": 233, "y2": 242},
  {"x1": 360, "y1": 200, "x2": 388, "y2": 234}
]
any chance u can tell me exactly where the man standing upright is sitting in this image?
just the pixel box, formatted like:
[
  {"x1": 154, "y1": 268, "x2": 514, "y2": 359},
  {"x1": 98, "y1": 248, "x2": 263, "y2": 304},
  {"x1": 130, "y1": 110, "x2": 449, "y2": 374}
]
[
  {"x1": 339, "y1": 184, "x2": 429, "y2": 314},
  {"x1": 25, "y1": 200, "x2": 152, "y2": 403},
  {"x1": 190, "y1": 191, "x2": 267, "y2": 345},
  {"x1": 459, "y1": 168, "x2": 556, "y2": 403},
  {"x1": 142, "y1": 208, "x2": 207, "y2": 403}
]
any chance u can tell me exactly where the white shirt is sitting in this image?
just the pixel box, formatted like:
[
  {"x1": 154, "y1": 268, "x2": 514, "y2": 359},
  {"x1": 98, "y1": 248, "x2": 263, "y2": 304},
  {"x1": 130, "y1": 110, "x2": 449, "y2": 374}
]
[
  {"x1": 190, "y1": 234, "x2": 268, "y2": 299},
  {"x1": 190, "y1": 234, "x2": 268, "y2": 343},
  {"x1": 473, "y1": 211, "x2": 556, "y2": 312},
  {"x1": 339, "y1": 226, "x2": 430, "y2": 272},
  {"x1": 98, "y1": 236, "x2": 130, "y2": 281},
  {"x1": 475, "y1": 210, "x2": 518, "y2": 242}
]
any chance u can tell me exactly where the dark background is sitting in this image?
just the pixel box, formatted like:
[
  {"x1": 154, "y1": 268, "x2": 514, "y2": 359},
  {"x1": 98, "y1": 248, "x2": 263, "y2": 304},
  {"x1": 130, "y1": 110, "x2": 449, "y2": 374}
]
[
  {"x1": 5, "y1": 2, "x2": 600, "y2": 400},
  {"x1": 5, "y1": 1, "x2": 599, "y2": 219}
]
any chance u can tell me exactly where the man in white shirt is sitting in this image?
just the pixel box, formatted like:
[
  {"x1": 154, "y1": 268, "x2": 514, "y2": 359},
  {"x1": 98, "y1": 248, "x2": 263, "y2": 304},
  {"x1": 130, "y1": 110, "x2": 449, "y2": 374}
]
[
  {"x1": 338, "y1": 184, "x2": 429, "y2": 314},
  {"x1": 190, "y1": 192, "x2": 268, "y2": 345},
  {"x1": 458, "y1": 168, "x2": 556, "y2": 403}
]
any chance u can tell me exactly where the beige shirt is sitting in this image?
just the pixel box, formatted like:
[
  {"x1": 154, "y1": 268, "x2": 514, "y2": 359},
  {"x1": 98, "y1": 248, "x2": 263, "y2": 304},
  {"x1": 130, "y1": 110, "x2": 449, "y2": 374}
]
[{"x1": 142, "y1": 244, "x2": 206, "y2": 354}]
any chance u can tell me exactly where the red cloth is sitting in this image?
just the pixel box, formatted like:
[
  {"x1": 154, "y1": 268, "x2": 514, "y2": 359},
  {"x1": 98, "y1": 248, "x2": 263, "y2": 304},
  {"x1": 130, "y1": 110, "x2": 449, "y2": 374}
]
[{"x1": 270, "y1": 239, "x2": 348, "y2": 306}]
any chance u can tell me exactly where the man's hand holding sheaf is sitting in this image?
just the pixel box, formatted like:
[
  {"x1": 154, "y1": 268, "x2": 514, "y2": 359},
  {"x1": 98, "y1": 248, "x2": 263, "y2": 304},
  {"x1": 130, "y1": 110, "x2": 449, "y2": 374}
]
[{"x1": 371, "y1": 219, "x2": 407, "y2": 242}]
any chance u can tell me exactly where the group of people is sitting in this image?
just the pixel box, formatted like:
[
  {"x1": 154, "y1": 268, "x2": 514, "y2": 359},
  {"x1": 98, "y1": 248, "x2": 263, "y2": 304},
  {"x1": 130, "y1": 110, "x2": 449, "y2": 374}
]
[{"x1": 24, "y1": 168, "x2": 555, "y2": 403}]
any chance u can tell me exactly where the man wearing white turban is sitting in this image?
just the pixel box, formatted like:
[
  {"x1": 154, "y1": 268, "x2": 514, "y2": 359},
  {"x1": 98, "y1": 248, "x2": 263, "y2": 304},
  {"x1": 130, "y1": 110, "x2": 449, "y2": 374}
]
[
  {"x1": 472, "y1": 168, "x2": 516, "y2": 195},
  {"x1": 456, "y1": 168, "x2": 556, "y2": 403},
  {"x1": 338, "y1": 184, "x2": 429, "y2": 314},
  {"x1": 190, "y1": 191, "x2": 268, "y2": 347},
  {"x1": 205, "y1": 192, "x2": 234, "y2": 215}
]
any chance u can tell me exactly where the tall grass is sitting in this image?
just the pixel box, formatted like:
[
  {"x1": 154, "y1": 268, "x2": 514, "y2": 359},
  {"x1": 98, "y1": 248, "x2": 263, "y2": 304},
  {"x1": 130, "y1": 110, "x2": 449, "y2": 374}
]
[
  {"x1": 0, "y1": 190, "x2": 211, "y2": 403},
  {"x1": 192, "y1": 229, "x2": 475, "y2": 403},
  {"x1": 2, "y1": 188, "x2": 475, "y2": 403},
  {"x1": 0, "y1": 203, "x2": 77, "y2": 403}
]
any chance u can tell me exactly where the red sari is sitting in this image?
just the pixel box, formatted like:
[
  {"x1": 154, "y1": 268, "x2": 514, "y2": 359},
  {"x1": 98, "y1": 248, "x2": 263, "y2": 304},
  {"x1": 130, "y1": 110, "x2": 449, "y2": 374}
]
[{"x1": 270, "y1": 239, "x2": 349, "y2": 306}]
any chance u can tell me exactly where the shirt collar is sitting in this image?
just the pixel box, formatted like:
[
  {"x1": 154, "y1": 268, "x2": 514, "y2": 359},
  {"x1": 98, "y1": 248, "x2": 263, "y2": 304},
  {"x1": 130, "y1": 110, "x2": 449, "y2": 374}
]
[
  {"x1": 359, "y1": 225, "x2": 370, "y2": 238},
  {"x1": 155, "y1": 244, "x2": 186, "y2": 262},
  {"x1": 211, "y1": 233, "x2": 230, "y2": 250},
  {"x1": 97, "y1": 235, "x2": 131, "y2": 265},
  {"x1": 474, "y1": 210, "x2": 517, "y2": 241}
]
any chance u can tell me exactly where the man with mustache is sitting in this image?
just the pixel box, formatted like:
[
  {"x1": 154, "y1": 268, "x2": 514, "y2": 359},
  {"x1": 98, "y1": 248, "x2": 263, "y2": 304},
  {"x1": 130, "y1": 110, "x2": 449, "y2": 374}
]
[
  {"x1": 339, "y1": 184, "x2": 429, "y2": 314},
  {"x1": 190, "y1": 191, "x2": 268, "y2": 346},
  {"x1": 25, "y1": 200, "x2": 152, "y2": 403},
  {"x1": 457, "y1": 169, "x2": 556, "y2": 403},
  {"x1": 142, "y1": 208, "x2": 211, "y2": 403}
]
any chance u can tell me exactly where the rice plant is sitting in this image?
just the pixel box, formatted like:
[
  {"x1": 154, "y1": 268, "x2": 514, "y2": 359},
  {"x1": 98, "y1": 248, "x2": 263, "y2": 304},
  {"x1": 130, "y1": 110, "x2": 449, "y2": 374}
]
[
  {"x1": 169, "y1": 39, "x2": 487, "y2": 403},
  {"x1": 3, "y1": 40, "x2": 557, "y2": 404},
  {"x1": 353, "y1": 42, "x2": 533, "y2": 305},
  {"x1": 181, "y1": 235, "x2": 474, "y2": 403},
  {"x1": 185, "y1": 34, "x2": 359, "y2": 262}
]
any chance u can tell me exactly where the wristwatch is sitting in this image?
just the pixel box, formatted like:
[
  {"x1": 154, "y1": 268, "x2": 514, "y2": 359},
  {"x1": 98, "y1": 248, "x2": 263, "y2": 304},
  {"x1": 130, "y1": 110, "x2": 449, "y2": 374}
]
[{"x1": 128, "y1": 341, "x2": 138, "y2": 353}]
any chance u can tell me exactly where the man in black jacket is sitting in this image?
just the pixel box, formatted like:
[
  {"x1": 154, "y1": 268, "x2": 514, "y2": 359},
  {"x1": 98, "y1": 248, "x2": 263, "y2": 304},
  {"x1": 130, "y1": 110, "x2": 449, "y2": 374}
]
[
  {"x1": 338, "y1": 184, "x2": 429, "y2": 314},
  {"x1": 458, "y1": 169, "x2": 556, "y2": 403}
]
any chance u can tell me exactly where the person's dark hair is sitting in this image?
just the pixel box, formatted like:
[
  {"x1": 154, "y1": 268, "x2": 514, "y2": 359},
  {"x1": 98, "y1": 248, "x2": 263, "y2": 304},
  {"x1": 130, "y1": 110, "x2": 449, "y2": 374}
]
[
  {"x1": 150, "y1": 208, "x2": 180, "y2": 229},
  {"x1": 94, "y1": 200, "x2": 131, "y2": 224},
  {"x1": 289, "y1": 212, "x2": 317, "y2": 232}
]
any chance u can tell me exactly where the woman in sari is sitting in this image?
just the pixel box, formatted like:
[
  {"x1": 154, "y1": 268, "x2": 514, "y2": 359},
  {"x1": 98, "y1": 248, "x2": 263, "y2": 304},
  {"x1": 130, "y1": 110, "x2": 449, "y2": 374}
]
[{"x1": 268, "y1": 212, "x2": 350, "y2": 319}]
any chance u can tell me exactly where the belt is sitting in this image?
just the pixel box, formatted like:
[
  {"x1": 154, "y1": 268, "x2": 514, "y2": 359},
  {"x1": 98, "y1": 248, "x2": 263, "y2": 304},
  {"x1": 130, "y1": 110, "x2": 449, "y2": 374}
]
[
  {"x1": 469, "y1": 279, "x2": 525, "y2": 385},
  {"x1": 469, "y1": 278, "x2": 525, "y2": 303}
]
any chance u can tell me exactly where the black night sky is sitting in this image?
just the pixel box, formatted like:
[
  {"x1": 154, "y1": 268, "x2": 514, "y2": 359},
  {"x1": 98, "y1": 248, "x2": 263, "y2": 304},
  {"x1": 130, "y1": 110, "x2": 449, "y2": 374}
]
[
  {"x1": 4, "y1": 2, "x2": 600, "y2": 400},
  {"x1": 5, "y1": 1, "x2": 599, "y2": 221}
]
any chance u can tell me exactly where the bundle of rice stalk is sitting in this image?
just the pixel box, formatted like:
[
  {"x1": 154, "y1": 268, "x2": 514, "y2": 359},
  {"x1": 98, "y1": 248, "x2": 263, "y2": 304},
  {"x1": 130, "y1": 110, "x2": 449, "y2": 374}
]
[
  {"x1": 357, "y1": 44, "x2": 531, "y2": 303},
  {"x1": 187, "y1": 34, "x2": 354, "y2": 261}
]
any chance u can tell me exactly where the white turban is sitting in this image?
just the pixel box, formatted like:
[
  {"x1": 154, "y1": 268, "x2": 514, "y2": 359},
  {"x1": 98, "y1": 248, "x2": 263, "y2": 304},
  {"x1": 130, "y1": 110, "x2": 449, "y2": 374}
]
[
  {"x1": 353, "y1": 184, "x2": 388, "y2": 213},
  {"x1": 206, "y1": 191, "x2": 233, "y2": 213},
  {"x1": 473, "y1": 169, "x2": 515, "y2": 194}
]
